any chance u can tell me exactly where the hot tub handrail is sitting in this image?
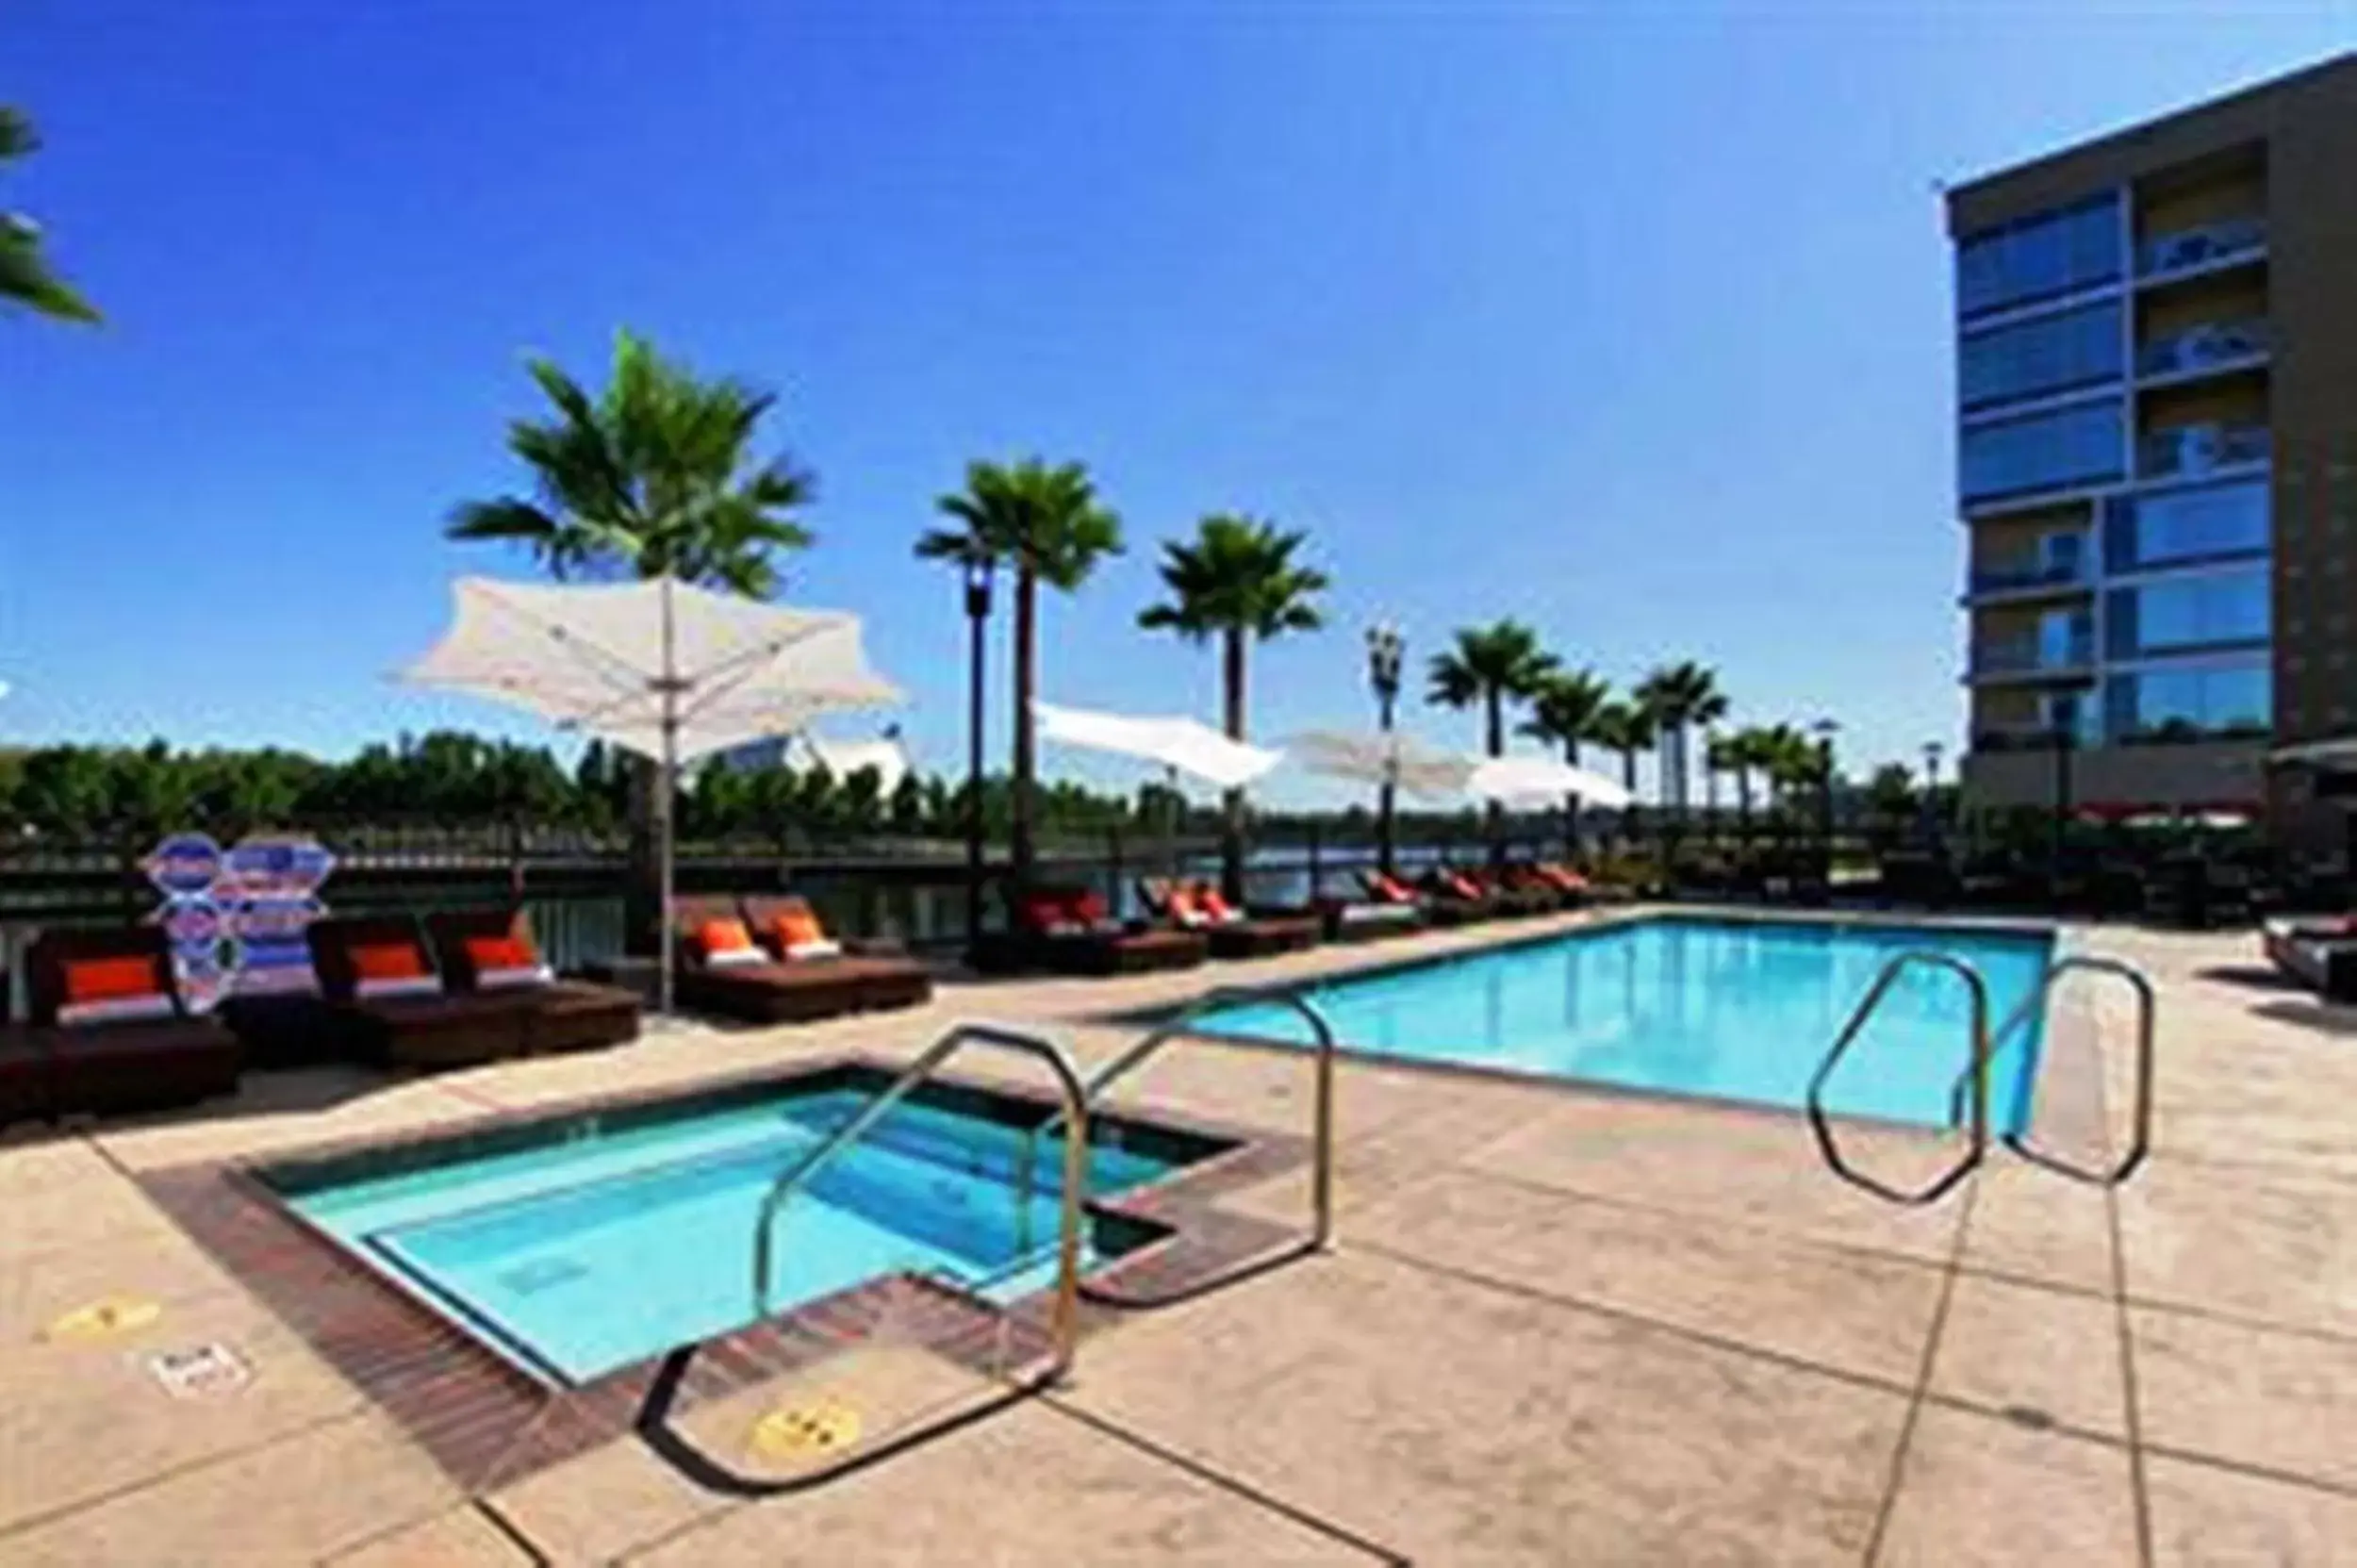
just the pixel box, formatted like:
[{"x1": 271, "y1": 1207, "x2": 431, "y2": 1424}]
[
  {"x1": 1018, "y1": 985, "x2": 1337, "y2": 1257},
  {"x1": 749, "y1": 1021, "x2": 1091, "y2": 1382}
]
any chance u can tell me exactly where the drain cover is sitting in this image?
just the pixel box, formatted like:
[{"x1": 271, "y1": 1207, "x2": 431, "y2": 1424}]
[
  {"x1": 42, "y1": 1295, "x2": 162, "y2": 1343},
  {"x1": 145, "y1": 1342, "x2": 251, "y2": 1399},
  {"x1": 749, "y1": 1396, "x2": 862, "y2": 1461}
]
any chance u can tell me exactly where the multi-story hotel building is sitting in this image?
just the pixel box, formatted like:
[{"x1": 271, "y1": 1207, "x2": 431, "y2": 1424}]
[{"x1": 1948, "y1": 53, "x2": 2357, "y2": 834}]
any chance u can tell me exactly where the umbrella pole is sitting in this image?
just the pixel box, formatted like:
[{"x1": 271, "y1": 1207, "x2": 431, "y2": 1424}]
[{"x1": 659, "y1": 575, "x2": 678, "y2": 1019}]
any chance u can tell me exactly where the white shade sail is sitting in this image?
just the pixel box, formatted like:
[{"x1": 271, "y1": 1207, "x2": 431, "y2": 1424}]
[
  {"x1": 1283, "y1": 729, "x2": 1475, "y2": 801},
  {"x1": 1035, "y1": 701, "x2": 1282, "y2": 790},
  {"x1": 402, "y1": 577, "x2": 901, "y2": 764},
  {"x1": 1467, "y1": 753, "x2": 1633, "y2": 809}
]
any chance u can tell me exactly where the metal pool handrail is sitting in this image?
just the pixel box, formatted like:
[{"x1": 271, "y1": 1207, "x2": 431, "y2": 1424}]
[
  {"x1": 1807, "y1": 950, "x2": 1992, "y2": 1206},
  {"x1": 1015, "y1": 985, "x2": 1338, "y2": 1259},
  {"x1": 749, "y1": 1021, "x2": 1091, "y2": 1382},
  {"x1": 1971, "y1": 956, "x2": 2156, "y2": 1186}
]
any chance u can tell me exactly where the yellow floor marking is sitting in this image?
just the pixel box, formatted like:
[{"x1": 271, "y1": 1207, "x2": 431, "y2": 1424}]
[
  {"x1": 749, "y1": 1396, "x2": 863, "y2": 1461},
  {"x1": 41, "y1": 1295, "x2": 162, "y2": 1342}
]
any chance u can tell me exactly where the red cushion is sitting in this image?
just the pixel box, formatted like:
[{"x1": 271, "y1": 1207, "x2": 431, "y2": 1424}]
[
  {"x1": 349, "y1": 941, "x2": 428, "y2": 982},
  {"x1": 1019, "y1": 895, "x2": 1068, "y2": 933},
  {"x1": 1442, "y1": 871, "x2": 1481, "y2": 900},
  {"x1": 61, "y1": 954, "x2": 163, "y2": 1005},
  {"x1": 1197, "y1": 887, "x2": 1237, "y2": 922},
  {"x1": 463, "y1": 933, "x2": 538, "y2": 973},
  {"x1": 1069, "y1": 890, "x2": 1111, "y2": 925}
]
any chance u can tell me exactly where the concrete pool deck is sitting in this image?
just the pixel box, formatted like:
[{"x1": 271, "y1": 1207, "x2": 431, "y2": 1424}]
[{"x1": 0, "y1": 907, "x2": 2350, "y2": 1563}]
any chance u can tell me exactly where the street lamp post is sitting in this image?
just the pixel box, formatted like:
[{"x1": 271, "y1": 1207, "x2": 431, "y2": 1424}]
[
  {"x1": 963, "y1": 556, "x2": 995, "y2": 952},
  {"x1": 1812, "y1": 718, "x2": 1840, "y2": 890},
  {"x1": 2050, "y1": 703, "x2": 2079, "y2": 872},
  {"x1": 1365, "y1": 623, "x2": 1405, "y2": 877},
  {"x1": 1920, "y1": 740, "x2": 1945, "y2": 849}
]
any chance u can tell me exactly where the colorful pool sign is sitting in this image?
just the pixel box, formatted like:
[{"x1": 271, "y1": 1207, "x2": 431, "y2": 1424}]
[{"x1": 142, "y1": 832, "x2": 337, "y2": 1011}]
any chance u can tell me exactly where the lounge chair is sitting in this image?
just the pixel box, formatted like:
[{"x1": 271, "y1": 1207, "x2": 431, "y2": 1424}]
[
  {"x1": 1496, "y1": 862, "x2": 1574, "y2": 912},
  {"x1": 1309, "y1": 888, "x2": 1425, "y2": 942},
  {"x1": 2262, "y1": 915, "x2": 2357, "y2": 1002},
  {"x1": 969, "y1": 885, "x2": 1209, "y2": 976},
  {"x1": 1360, "y1": 868, "x2": 1481, "y2": 926},
  {"x1": 7, "y1": 925, "x2": 241, "y2": 1119},
  {"x1": 307, "y1": 914, "x2": 544, "y2": 1068},
  {"x1": 1137, "y1": 879, "x2": 1321, "y2": 959},
  {"x1": 1420, "y1": 867, "x2": 1515, "y2": 920},
  {"x1": 1529, "y1": 862, "x2": 1596, "y2": 906},
  {"x1": 738, "y1": 894, "x2": 934, "y2": 1014},
  {"x1": 669, "y1": 891, "x2": 933, "y2": 1028},
  {"x1": 422, "y1": 907, "x2": 642, "y2": 1053}
]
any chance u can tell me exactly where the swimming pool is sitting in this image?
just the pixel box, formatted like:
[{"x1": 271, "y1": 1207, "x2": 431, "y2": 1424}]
[
  {"x1": 1191, "y1": 916, "x2": 2054, "y2": 1131},
  {"x1": 260, "y1": 1069, "x2": 1228, "y2": 1383}
]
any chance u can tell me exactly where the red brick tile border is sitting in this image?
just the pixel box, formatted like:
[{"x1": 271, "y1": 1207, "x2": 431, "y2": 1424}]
[{"x1": 135, "y1": 1051, "x2": 1312, "y2": 1494}]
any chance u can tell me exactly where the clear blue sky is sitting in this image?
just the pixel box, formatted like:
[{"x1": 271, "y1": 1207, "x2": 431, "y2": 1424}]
[{"x1": 4, "y1": 4, "x2": 2349, "y2": 805}]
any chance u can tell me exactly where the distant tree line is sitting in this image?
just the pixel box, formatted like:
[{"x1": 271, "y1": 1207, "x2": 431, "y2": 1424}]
[{"x1": 0, "y1": 732, "x2": 1178, "y2": 849}]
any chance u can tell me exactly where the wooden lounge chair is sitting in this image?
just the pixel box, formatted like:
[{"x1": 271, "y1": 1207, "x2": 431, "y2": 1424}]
[
  {"x1": 307, "y1": 915, "x2": 543, "y2": 1068},
  {"x1": 422, "y1": 907, "x2": 642, "y2": 1054},
  {"x1": 1417, "y1": 867, "x2": 1510, "y2": 920},
  {"x1": 1308, "y1": 889, "x2": 1424, "y2": 942},
  {"x1": 1462, "y1": 866, "x2": 1556, "y2": 916},
  {"x1": 669, "y1": 899, "x2": 931, "y2": 1024},
  {"x1": 2261, "y1": 915, "x2": 2357, "y2": 1002},
  {"x1": 1529, "y1": 862, "x2": 1596, "y2": 907},
  {"x1": 738, "y1": 894, "x2": 934, "y2": 1014},
  {"x1": 1359, "y1": 868, "x2": 1480, "y2": 926},
  {"x1": 969, "y1": 885, "x2": 1209, "y2": 976},
  {"x1": 8, "y1": 925, "x2": 241, "y2": 1119},
  {"x1": 1137, "y1": 879, "x2": 1321, "y2": 959}
]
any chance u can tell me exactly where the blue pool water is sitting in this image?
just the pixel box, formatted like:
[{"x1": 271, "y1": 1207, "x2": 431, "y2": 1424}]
[
  {"x1": 271, "y1": 1083, "x2": 1199, "y2": 1383},
  {"x1": 1195, "y1": 916, "x2": 2053, "y2": 1131}
]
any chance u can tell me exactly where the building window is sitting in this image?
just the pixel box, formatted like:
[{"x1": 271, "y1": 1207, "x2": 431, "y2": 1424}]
[
  {"x1": 2102, "y1": 661, "x2": 2271, "y2": 743},
  {"x1": 2102, "y1": 480, "x2": 2270, "y2": 572},
  {"x1": 1960, "y1": 401, "x2": 2126, "y2": 503},
  {"x1": 2104, "y1": 569, "x2": 2270, "y2": 658},
  {"x1": 1959, "y1": 302, "x2": 2123, "y2": 411},
  {"x1": 1956, "y1": 194, "x2": 2123, "y2": 320}
]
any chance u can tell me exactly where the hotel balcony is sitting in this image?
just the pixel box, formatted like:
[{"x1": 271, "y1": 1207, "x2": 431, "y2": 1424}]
[
  {"x1": 2136, "y1": 317, "x2": 2269, "y2": 386},
  {"x1": 1968, "y1": 633, "x2": 2096, "y2": 684},
  {"x1": 2136, "y1": 215, "x2": 2266, "y2": 284},
  {"x1": 1961, "y1": 556, "x2": 2091, "y2": 607},
  {"x1": 2137, "y1": 421, "x2": 2269, "y2": 481}
]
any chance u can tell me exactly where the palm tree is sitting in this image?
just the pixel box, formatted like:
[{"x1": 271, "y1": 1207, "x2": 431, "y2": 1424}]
[
  {"x1": 1720, "y1": 727, "x2": 1772, "y2": 847},
  {"x1": 2, "y1": 107, "x2": 99, "y2": 323},
  {"x1": 1704, "y1": 730, "x2": 1743, "y2": 845},
  {"x1": 923, "y1": 459, "x2": 1123, "y2": 893},
  {"x1": 1588, "y1": 701, "x2": 1656, "y2": 850},
  {"x1": 1137, "y1": 515, "x2": 1328, "y2": 900},
  {"x1": 1633, "y1": 662, "x2": 1726, "y2": 817},
  {"x1": 446, "y1": 329, "x2": 816, "y2": 950},
  {"x1": 1427, "y1": 620, "x2": 1559, "y2": 861},
  {"x1": 1519, "y1": 669, "x2": 1611, "y2": 856}
]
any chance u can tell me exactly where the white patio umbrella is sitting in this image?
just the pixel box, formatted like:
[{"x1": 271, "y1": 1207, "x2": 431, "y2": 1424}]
[
  {"x1": 401, "y1": 575, "x2": 902, "y2": 1014},
  {"x1": 1467, "y1": 753, "x2": 1633, "y2": 810},
  {"x1": 1283, "y1": 729, "x2": 1475, "y2": 801},
  {"x1": 1035, "y1": 701, "x2": 1282, "y2": 887},
  {"x1": 1034, "y1": 701, "x2": 1282, "y2": 790}
]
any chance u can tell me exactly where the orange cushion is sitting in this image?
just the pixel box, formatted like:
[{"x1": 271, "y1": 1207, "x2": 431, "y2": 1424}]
[
  {"x1": 1443, "y1": 871, "x2": 1481, "y2": 900},
  {"x1": 463, "y1": 933, "x2": 537, "y2": 973},
  {"x1": 772, "y1": 909, "x2": 828, "y2": 949},
  {"x1": 61, "y1": 954, "x2": 162, "y2": 1005},
  {"x1": 1197, "y1": 887, "x2": 1237, "y2": 922},
  {"x1": 1373, "y1": 874, "x2": 1413, "y2": 902},
  {"x1": 697, "y1": 917, "x2": 754, "y2": 957},
  {"x1": 350, "y1": 940, "x2": 429, "y2": 982},
  {"x1": 1165, "y1": 885, "x2": 1199, "y2": 920}
]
